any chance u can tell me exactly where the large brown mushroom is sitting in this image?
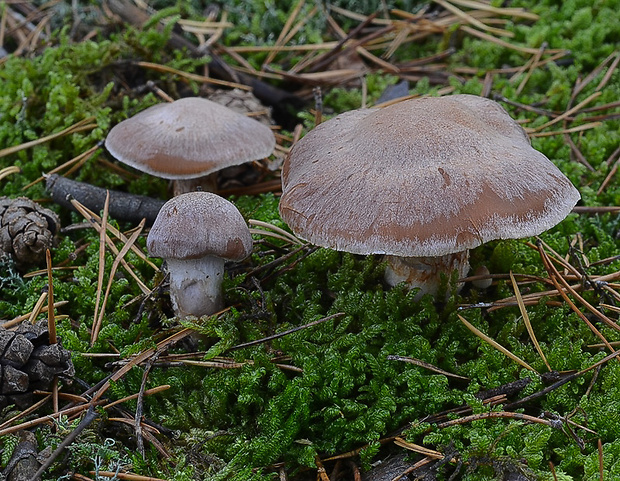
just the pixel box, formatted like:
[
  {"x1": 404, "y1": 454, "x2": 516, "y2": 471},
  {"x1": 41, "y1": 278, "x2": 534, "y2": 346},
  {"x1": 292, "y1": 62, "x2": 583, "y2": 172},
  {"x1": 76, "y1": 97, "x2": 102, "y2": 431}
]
[
  {"x1": 105, "y1": 97, "x2": 276, "y2": 194},
  {"x1": 147, "y1": 192, "x2": 253, "y2": 318},
  {"x1": 279, "y1": 94, "x2": 580, "y2": 298}
]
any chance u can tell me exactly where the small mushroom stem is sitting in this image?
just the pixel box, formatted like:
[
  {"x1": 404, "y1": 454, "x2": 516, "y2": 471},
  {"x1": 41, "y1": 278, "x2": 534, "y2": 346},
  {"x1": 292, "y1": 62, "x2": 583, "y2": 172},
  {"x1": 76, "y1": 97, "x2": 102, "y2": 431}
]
[
  {"x1": 165, "y1": 256, "x2": 225, "y2": 318},
  {"x1": 384, "y1": 251, "x2": 470, "y2": 299},
  {"x1": 172, "y1": 175, "x2": 218, "y2": 196}
]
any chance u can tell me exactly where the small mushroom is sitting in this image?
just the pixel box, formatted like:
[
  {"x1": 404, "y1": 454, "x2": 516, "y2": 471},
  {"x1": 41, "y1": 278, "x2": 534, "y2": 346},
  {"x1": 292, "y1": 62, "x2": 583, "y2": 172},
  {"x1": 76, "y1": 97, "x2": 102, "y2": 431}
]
[
  {"x1": 147, "y1": 192, "x2": 253, "y2": 318},
  {"x1": 105, "y1": 97, "x2": 276, "y2": 194},
  {"x1": 279, "y1": 95, "x2": 580, "y2": 298}
]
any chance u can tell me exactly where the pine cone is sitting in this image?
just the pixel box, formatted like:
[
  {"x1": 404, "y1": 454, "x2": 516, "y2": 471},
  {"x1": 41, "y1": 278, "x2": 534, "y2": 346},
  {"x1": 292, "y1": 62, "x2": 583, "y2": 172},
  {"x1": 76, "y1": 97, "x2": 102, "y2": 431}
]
[
  {"x1": 0, "y1": 197, "x2": 61, "y2": 269},
  {"x1": 208, "y1": 88, "x2": 274, "y2": 126},
  {"x1": 0, "y1": 321, "x2": 74, "y2": 410}
]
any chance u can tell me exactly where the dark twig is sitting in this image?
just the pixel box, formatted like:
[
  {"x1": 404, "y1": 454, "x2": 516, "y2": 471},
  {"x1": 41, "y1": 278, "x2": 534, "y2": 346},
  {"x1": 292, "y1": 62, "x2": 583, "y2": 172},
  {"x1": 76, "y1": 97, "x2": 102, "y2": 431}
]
[
  {"x1": 135, "y1": 354, "x2": 158, "y2": 458},
  {"x1": 46, "y1": 174, "x2": 165, "y2": 225},
  {"x1": 31, "y1": 405, "x2": 99, "y2": 479},
  {"x1": 227, "y1": 312, "x2": 346, "y2": 352},
  {"x1": 505, "y1": 349, "x2": 620, "y2": 410}
]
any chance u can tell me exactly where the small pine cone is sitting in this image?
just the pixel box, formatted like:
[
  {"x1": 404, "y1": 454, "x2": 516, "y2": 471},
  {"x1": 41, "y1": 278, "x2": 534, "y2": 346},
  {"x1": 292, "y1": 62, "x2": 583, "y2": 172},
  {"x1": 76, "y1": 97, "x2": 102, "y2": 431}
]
[
  {"x1": 208, "y1": 88, "x2": 274, "y2": 126},
  {"x1": 0, "y1": 197, "x2": 61, "y2": 269},
  {"x1": 0, "y1": 321, "x2": 74, "y2": 410}
]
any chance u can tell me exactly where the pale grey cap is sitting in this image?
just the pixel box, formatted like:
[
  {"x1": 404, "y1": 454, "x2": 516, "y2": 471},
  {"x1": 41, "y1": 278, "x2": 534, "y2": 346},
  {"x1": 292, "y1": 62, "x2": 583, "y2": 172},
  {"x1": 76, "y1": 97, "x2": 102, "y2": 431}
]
[
  {"x1": 147, "y1": 192, "x2": 252, "y2": 261},
  {"x1": 105, "y1": 97, "x2": 276, "y2": 179},
  {"x1": 279, "y1": 94, "x2": 580, "y2": 257}
]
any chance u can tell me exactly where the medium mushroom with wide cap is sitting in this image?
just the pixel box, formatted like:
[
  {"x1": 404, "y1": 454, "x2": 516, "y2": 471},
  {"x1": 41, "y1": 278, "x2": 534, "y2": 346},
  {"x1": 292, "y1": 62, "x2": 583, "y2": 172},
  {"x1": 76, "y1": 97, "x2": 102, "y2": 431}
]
[
  {"x1": 105, "y1": 97, "x2": 276, "y2": 194},
  {"x1": 279, "y1": 94, "x2": 581, "y2": 298},
  {"x1": 147, "y1": 192, "x2": 253, "y2": 318}
]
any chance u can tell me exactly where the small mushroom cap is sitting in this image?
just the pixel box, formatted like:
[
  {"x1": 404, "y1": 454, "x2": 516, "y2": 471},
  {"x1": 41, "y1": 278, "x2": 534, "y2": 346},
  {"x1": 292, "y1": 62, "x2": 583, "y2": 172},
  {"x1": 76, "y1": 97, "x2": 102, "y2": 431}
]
[
  {"x1": 280, "y1": 94, "x2": 580, "y2": 257},
  {"x1": 105, "y1": 97, "x2": 276, "y2": 179},
  {"x1": 147, "y1": 192, "x2": 253, "y2": 261}
]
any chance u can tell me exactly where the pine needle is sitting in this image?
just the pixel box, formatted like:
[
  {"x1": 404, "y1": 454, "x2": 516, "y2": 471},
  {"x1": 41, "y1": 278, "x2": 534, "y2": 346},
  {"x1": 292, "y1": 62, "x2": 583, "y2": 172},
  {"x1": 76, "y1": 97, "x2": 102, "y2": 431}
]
[
  {"x1": 0, "y1": 165, "x2": 21, "y2": 181},
  {"x1": 93, "y1": 190, "x2": 110, "y2": 342},
  {"x1": 0, "y1": 117, "x2": 96, "y2": 158},
  {"x1": 457, "y1": 314, "x2": 536, "y2": 372},
  {"x1": 91, "y1": 218, "x2": 146, "y2": 346},
  {"x1": 509, "y1": 271, "x2": 551, "y2": 371}
]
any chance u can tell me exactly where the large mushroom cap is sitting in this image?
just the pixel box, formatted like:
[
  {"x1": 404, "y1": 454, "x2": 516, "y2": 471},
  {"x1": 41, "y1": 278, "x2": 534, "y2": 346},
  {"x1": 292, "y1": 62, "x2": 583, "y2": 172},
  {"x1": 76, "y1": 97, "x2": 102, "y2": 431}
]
[
  {"x1": 105, "y1": 97, "x2": 276, "y2": 179},
  {"x1": 280, "y1": 94, "x2": 580, "y2": 257},
  {"x1": 147, "y1": 192, "x2": 253, "y2": 261}
]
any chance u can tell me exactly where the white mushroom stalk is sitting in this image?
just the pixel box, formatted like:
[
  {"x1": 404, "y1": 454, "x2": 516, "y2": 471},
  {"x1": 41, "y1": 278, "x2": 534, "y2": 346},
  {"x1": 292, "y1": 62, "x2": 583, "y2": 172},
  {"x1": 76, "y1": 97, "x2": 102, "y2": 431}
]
[
  {"x1": 165, "y1": 257, "x2": 226, "y2": 318},
  {"x1": 147, "y1": 192, "x2": 253, "y2": 319},
  {"x1": 384, "y1": 252, "x2": 470, "y2": 297}
]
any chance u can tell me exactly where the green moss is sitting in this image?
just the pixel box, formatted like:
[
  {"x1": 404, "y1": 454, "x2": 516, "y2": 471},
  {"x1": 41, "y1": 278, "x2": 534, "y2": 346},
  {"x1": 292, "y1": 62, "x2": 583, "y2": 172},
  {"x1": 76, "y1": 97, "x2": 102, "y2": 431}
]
[{"x1": 1, "y1": 0, "x2": 620, "y2": 479}]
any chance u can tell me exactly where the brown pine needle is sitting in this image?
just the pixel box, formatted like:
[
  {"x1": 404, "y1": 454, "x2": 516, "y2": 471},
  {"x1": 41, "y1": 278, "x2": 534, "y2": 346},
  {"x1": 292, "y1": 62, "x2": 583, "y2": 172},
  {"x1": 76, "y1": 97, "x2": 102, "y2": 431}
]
[
  {"x1": 180, "y1": 359, "x2": 249, "y2": 369},
  {"x1": 108, "y1": 417, "x2": 161, "y2": 434},
  {"x1": 92, "y1": 329, "x2": 192, "y2": 402},
  {"x1": 529, "y1": 91, "x2": 602, "y2": 133},
  {"x1": 0, "y1": 401, "x2": 106, "y2": 437},
  {"x1": 0, "y1": 395, "x2": 51, "y2": 431},
  {"x1": 433, "y1": 0, "x2": 513, "y2": 37},
  {"x1": 90, "y1": 472, "x2": 168, "y2": 481},
  {"x1": 0, "y1": 165, "x2": 21, "y2": 181},
  {"x1": 91, "y1": 218, "x2": 146, "y2": 346},
  {"x1": 69, "y1": 198, "x2": 154, "y2": 293},
  {"x1": 45, "y1": 248, "x2": 58, "y2": 414},
  {"x1": 436, "y1": 411, "x2": 558, "y2": 429},
  {"x1": 394, "y1": 437, "x2": 444, "y2": 458},
  {"x1": 93, "y1": 190, "x2": 110, "y2": 341},
  {"x1": 537, "y1": 243, "x2": 620, "y2": 356},
  {"x1": 387, "y1": 355, "x2": 469, "y2": 380},
  {"x1": 28, "y1": 291, "x2": 48, "y2": 325},
  {"x1": 249, "y1": 219, "x2": 305, "y2": 245},
  {"x1": 445, "y1": 0, "x2": 539, "y2": 20},
  {"x1": 101, "y1": 385, "x2": 171, "y2": 410},
  {"x1": 509, "y1": 271, "x2": 551, "y2": 371},
  {"x1": 459, "y1": 25, "x2": 552, "y2": 54},
  {"x1": 528, "y1": 121, "x2": 602, "y2": 137},
  {"x1": 2, "y1": 301, "x2": 69, "y2": 328},
  {"x1": 22, "y1": 144, "x2": 101, "y2": 190},
  {"x1": 262, "y1": 0, "x2": 305, "y2": 68},
  {"x1": 0, "y1": 117, "x2": 96, "y2": 158},
  {"x1": 597, "y1": 157, "x2": 619, "y2": 195},
  {"x1": 136, "y1": 61, "x2": 250, "y2": 90},
  {"x1": 457, "y1": 314, "x2": 536, "y2": 372},
  {"x1": 516, "y1": 42, "x2": 547, "y2": 95}
]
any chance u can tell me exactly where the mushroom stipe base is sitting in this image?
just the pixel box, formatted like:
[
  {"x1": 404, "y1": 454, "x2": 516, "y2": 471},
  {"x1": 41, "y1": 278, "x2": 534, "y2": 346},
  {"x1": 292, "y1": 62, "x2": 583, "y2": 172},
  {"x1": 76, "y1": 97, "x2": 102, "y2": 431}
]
[
  {"x1": 384, "y1": 251, "x2": 470, "y2": 299},
  {"x1": 166, "y1": 257, "x2": 225, "y2": 318}
]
